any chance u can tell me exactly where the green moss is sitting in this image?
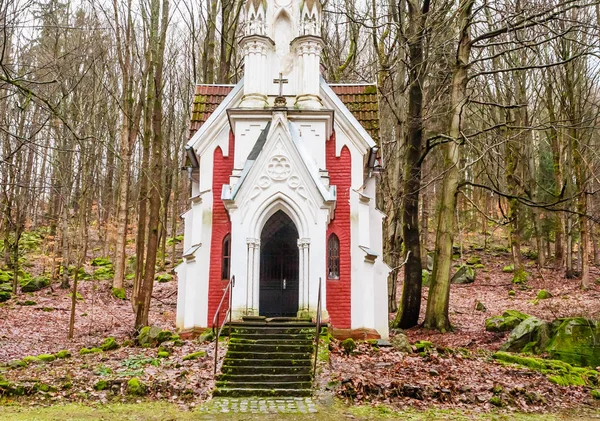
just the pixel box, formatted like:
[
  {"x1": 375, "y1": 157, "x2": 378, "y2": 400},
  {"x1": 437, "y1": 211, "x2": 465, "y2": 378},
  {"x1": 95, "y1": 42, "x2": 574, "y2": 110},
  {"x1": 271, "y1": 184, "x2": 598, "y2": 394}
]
[
  {"x1": 489, "y1": 396, "x2": 503, "y2": 407},
  {"x1": 155, "y1": 274, "x2": 173, "y2": 283},
  {"x1": 182, "y1": 351, "x2": 206, "y2": 361},
  {"x1": 157, "y1": 351, "x2": 169, "y2": 358},
  {"x1": 36, "y1": 354, "x2": 56, "y2": 363},
  {"x1": 127, "y1": 378, "x2": 146, "y2": 396},
  {"x1": 341, "y1": 338, "x2": 356, "y2": 354},
  {"x1": 79, "y1": 347, "x2": 102, "y2": 356},
  {"x1": 22, "y1": 356, "x2": 38, "y2": 365},
  {"x1": 19, "y1": 300, "x2": 36, "y2": 306},
  {"x1": 112, "y1": 288, "x2": 126, "y2": 300},
  {"x1": 512, "y1": 269, "x2": 529, "y2": 284},
  {"x1": 591, "y1": 389, "x2": 600, "y2": 400},
  {"x1": 91, "y1": 257, "x2": 112, "y2": 267},
  {"x1": 20, "y1": 276, "x2": 49, "y2": 292},
  {"x1": 100, "y1": 337, "x2": 120, "y2": 352},
  {"x1": 414, "y1": 340, "x2": 433, "y2": 352},
  {"x1": 545, "y1": 318, "x2": 600, "y2": 368},
  {"x1": 55, "y1": 350, "x2": 71, "y2": 359},
  {"x1": 363, "y1": 85, "x2": 377, "y2": 95},
  {"x1": 508, "y1": 290, "x2": 516, "y2": 297},
  {"x1": 502, "y1": 310, "x2": 530, "y2": 321},
  {"x1": 94, "y1": 380, "x2": 109, "y2": 391},
  {"x1": 502, "y1": 264, "x2": 515, "y2": 273},
  {"x1": 474, "y1": 264, "x2": 485, "y2": 269},
  {"x1": 493, "y1": 351, "x2": 598, "y2": 386},
  {"x1": 466, "y1": 256, "x2": 482, "y2": 265},
  {"x1": 536, "y1": 289, "x2": 552, "y2": 299},
  {"x1": 94, "y1": 267, "x2": 114, "y2": 280}
]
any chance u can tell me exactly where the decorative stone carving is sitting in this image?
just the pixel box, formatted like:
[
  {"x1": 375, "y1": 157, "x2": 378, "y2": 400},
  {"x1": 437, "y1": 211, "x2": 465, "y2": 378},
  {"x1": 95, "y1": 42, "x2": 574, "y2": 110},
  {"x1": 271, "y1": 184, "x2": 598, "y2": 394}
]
[{"x1": 267, "y1": 155, "x2": 292, "y2": 180}]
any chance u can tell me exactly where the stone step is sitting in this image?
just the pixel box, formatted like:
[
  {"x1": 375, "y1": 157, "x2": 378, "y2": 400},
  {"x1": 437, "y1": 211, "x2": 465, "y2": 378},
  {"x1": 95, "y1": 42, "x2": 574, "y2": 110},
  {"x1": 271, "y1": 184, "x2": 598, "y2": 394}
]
[
  {"x1": 223, "y1": 358, "x2": 311, "y2": 367},
  {"x1": 230, "y1": 326, "x2": 316, "y2": 335},
  {"x1": 215, "y1": 381, "x2": 312, "y2": 390},
  {"x1": 225, "y1": 351, "x2": 312, "y2": 360},
  {"x1": 213, "y1": 388, "x2": 313, "y2": 398},
  {"x1": 231, "y1": 331, "x2": 315, "y2": 342},
  {"x1": 228, "y1": 343, "x2": 314, "y2": 353},
  {"x1": 220, "y1": 365, "x2": 312, "y2": 375},
  {"x1": 216, "y1": 373, "x2": 312, "y2": 383}
]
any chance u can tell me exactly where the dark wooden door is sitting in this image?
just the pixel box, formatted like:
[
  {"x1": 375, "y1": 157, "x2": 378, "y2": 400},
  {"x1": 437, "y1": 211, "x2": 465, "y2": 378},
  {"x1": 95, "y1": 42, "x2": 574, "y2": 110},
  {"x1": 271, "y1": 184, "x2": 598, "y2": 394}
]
[{"x1": 259, "y1": 211, "x2": 299, "y2": 317}]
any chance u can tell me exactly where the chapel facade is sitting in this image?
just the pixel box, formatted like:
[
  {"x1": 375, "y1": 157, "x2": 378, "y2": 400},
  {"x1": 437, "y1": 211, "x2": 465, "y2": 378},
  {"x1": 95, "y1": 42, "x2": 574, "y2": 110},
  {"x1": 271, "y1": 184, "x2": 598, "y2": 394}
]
[{"x1": 176, "y1": 0, "x2": 390, "y2": 339}]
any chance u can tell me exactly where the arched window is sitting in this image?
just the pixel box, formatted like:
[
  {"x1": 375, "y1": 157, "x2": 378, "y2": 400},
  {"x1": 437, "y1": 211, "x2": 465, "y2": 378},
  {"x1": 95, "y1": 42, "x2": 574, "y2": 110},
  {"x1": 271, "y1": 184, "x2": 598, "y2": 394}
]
[
  {"x1": 222, "y1": 234, "x2": 231, "y2": 280},
  {"x1": 328, "y1": 234, "x2": 340, "y2": 279}
]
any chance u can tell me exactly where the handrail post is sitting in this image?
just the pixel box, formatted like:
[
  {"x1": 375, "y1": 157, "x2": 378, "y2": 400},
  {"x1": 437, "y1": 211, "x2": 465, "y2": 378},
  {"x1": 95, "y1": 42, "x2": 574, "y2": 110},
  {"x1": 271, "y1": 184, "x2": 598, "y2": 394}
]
[
  {"x1": 212, "y1": 275, "x2": 235, "y2": 378},
  {"x1": 313, "y1": 277, "x2": 322, "y2": 379}
]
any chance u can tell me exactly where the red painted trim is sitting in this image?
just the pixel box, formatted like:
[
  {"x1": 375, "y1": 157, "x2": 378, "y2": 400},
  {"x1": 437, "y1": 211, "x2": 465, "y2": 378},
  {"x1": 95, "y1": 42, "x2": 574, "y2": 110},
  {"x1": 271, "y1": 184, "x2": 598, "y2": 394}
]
[
  {"x1": 326, "y1": 133, "x2": 352, "y2": 329},
  {"x1": 207, "y1": 132, "x2": 235, "y2": 326}
]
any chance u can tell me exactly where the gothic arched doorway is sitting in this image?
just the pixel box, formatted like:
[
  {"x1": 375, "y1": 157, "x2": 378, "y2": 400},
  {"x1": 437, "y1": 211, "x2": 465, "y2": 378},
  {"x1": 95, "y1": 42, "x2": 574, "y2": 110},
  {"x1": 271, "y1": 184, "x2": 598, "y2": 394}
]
[{"x1": 259, "y1": 210, "x2": 299, "y2": 317}]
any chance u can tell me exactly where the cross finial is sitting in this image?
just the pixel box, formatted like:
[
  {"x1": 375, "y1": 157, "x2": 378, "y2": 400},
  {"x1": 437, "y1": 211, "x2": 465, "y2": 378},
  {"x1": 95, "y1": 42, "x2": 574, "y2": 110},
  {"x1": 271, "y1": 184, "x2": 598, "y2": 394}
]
[{"x1": 273, "y1": 72, "x2": 289, "y2": 107}]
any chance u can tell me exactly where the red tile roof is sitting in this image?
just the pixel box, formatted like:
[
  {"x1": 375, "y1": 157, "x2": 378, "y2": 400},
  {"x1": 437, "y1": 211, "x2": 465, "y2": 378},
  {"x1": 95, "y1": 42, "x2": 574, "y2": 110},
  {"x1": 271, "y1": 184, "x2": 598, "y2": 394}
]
[
  {"x1": 189, "y1": 85, "x2": 235, "y2": 138},
  {"x1": 330, "y1": 84, "x2": 379, "y2": 142},
  {"x1": 188, "y1": 83, "x2": 380, "y2": 142}
]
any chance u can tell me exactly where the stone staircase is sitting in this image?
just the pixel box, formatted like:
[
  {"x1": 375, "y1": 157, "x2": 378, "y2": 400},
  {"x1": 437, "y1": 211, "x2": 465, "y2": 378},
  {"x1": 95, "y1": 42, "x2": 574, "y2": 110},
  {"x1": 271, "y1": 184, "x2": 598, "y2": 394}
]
[{"x1": 214, "y1": 318, "x2": 316, "y2": 397}]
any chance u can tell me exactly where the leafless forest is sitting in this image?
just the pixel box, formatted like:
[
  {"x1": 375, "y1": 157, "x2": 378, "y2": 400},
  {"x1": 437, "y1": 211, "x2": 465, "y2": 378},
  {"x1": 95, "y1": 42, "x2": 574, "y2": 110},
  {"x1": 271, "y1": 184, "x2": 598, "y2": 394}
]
[{"x1": 1, "y1": 0, "x2": 600, "y2": 334}]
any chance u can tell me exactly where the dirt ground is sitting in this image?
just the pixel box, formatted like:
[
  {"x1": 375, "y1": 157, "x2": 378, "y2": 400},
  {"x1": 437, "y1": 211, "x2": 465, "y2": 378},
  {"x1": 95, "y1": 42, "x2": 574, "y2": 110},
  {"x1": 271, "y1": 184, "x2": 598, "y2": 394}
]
[{"x1": 2, "y1": 233, "x2": 600, "y2": 415}]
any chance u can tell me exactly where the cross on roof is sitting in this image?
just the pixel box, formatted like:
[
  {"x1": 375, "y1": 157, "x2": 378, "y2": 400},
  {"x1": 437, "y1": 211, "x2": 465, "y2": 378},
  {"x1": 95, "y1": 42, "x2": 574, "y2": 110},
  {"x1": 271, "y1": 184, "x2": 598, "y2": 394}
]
[{"x1": 273, "y1": 73, "x2": 288, "y2": 97}]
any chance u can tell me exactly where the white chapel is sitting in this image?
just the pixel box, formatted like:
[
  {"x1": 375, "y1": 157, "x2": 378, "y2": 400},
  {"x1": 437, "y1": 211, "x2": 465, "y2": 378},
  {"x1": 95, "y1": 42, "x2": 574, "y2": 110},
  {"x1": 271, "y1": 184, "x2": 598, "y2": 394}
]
[{"x1": 176, "y1": 0, "x2": 390, "y2": 339}]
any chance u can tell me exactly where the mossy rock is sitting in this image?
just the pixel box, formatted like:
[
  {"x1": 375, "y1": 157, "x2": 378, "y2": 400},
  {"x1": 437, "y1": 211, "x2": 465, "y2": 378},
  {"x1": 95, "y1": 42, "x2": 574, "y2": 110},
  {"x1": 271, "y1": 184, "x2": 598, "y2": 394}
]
[
  {"x1": 22, "y1": 356, "x2": 38, "y2": 365},
  {"x1": 591, "y1": 389, "x2": 600, "y2": 400},
  {"x1": 508, "y1": 290, "x2": 516, "y2": 297},
  {"x1": 450, "y1": 265, "x2": 475, "y2": 284},
  {"x1": 157, "y1": 351, "x2": 169, "y2": 358},
  {"x1": 502, "y1": 309, "x2": 530, "y2": 321},
  {"x1": 0, "y1": 269, "x2": 13, "y2": 283},
  {"x1": 155, "y1": 274, "x2": 173, "y2": 283},
  {"x1": 466, "y1": 256, "x2": 482, "y2": 265},
  {"x1": 21, "y1": 276, "x2": 49, "y2": 292},
  {"x1": 94, "y1": 380, "x2": 109, "y2": 391},
  {"x1": 37, "y1": 354, "x2": 56, "y2": 363},
  {"x1": 475, "y1": 301, "x2": 486, "y2": 312},
  {"x1": 0, "y1": 380, "x2": 26, "y2": 396},
  {"x1": 79, "y1": 347, "x2": 102, "y2": 355},
  {"x1": 493, "y1": 351, "x2": 598, "y2": 386},
  {"x1": 502, "y1": 264, "x2": 515, "y2": 273},
  {"x1": 489, "y1": 396, "x2": 503, "y2": 407},
  {"x1": 421, "y1": 269, "x2": 431, "y2": 287},
  {"x1": 500, "y1": 317, "x2": 551, "y2": 353},
  {"x1": 545, "y1": 318, "x2": 600, "y2": 368},
  {"x1": 536, "y1": 289, "x2": 552, "y2": 300},
  {"x1": 127, "y1": 378, "x2": 146, "y2": 396},
  {"x1": 100, "y1": 337, "x2": 119, "y2": 352},
  {"x1": 414, "y1": 340, "x2": 433, "y2": 352},
  {"x1": 390, "y1": 333, "x2": 412, "y2": 353},
  {"x1": 138, "y1": 326, "x2": 175, "y2": 347},
  {"x1": 112, "y1": 288, "x2": 126, "y2": 300},
  {"x1": 198, "y1": 329, "x2": 215, "y2": 343},
  {"x1": 91, "y1": 257, "x2": 112, "y2": 267},
  {"x1": 512, "y1": 269, "x2": 529, "y2": 284},
  {"x1": 341, "y1": 338, "x2": 356, "y2": 354},
  {"x1": 55, "y1": 350, "x2": 71, "y2": 359},
  {"x1": 94, "y1": 267, "x2": 114, "y2": 280},
  {"x1": 474, "y1": 264, "x2": 485, "y2": 269},
  {"x1": 182, "y1": 351, "x2": 206, "y2": 361},
  {"x1": 485, "y1": 315, "x2": 521, "y2": 332}
]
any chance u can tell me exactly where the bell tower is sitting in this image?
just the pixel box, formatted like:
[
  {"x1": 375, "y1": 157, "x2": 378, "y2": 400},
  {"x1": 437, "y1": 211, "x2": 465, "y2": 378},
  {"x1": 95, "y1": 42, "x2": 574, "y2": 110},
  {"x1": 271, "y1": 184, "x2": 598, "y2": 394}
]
[{"x1": 239, "y1": 0, "x2": 324, "y2": 109}]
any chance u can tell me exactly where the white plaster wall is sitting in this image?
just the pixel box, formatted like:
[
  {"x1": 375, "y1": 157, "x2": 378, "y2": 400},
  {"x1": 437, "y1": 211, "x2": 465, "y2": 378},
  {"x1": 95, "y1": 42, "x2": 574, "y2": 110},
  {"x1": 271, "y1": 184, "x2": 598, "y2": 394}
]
[
  {"x1": 234, "y1": 121, "x2": 269, "y2": 169},
  {"x1": 293, "y1": 121, "x2": 326, "y2": 169}
]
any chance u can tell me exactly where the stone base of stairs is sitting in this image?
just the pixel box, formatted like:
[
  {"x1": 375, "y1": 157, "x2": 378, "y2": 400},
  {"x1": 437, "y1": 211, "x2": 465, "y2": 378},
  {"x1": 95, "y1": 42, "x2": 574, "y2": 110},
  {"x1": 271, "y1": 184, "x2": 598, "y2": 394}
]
[{"x1": 214, "y1": 320, "x2": 317, "y2": 398}]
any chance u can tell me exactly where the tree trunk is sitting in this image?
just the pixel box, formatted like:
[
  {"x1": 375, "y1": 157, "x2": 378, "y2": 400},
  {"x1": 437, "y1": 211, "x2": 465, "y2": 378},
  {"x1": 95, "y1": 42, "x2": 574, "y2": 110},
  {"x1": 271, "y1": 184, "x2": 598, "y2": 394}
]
[
  {"x1": 395, "y1": 0, "x2": 430, "y2": 329},
  {"x1": 424, "y1": 0, "x2": 473, "y2": 332}
]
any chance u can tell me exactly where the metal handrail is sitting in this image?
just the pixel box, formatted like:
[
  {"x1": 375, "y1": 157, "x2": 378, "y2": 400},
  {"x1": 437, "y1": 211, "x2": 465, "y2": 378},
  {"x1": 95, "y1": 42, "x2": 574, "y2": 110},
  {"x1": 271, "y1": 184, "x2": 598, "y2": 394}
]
[
  {"x1": 212, "y1": 275, "x2": 235, "y2": 376},
  {"x1": 313, "y1": 277, "x2": 322, "y2": 379}
]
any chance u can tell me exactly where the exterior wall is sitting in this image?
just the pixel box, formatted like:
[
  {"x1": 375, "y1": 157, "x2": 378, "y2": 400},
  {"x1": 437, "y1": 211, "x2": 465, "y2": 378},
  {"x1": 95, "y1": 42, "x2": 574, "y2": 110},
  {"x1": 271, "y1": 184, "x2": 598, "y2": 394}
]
[
  {"x1": 207, "y1": 132, "x2": 235, "y2": 326},
  {"x1": 325, "y1": 133, "x2": 351, "y2": 329}
]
